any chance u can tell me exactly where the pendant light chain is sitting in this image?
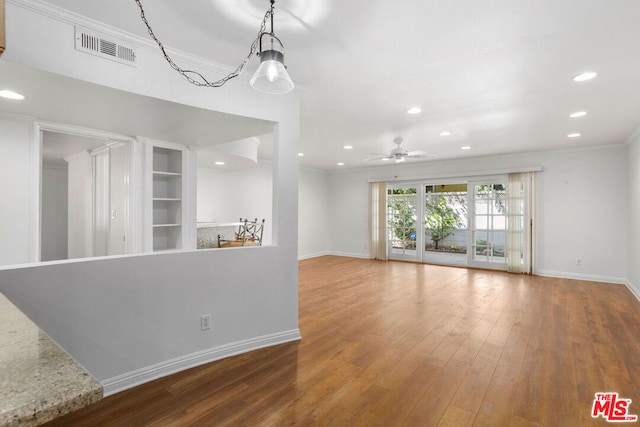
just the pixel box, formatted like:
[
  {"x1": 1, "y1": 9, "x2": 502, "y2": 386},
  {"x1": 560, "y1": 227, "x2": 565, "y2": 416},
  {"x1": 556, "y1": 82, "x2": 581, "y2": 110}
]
[{"x1": 134, "y1": 0, "x2": 274, "y2": 87}]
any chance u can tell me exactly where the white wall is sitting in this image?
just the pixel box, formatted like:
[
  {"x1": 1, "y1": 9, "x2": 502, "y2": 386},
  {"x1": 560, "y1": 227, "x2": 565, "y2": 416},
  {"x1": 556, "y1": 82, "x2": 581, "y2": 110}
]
[
  {"x1": 298, "y1": 167, "x2": 330, "y2": 259},
  {"x1": 0, "y1": 115, "x2": 34, "y2": 265},
  {"x1": 328, "y1": 168, "x2": 371, "y2": 258},
  {"x1": 197, "y1": 162, "x2": 274, "y2": 245},
  {"x1": 41, "y1": 164, "x2": 68, "y2": 261},
  {"x1": 628, "y1": 131, "x2": 640, "y2": 297},
  {"x1": 0, "y1": 246, "x2": 297, "y2": 381},
  {"x1": 197, "y1": 163, "x2": 330, "y2": 257},
  {"x1": 67, "y1": 152, "x2": 93, "y2": 259},
  {"x1": 0, "y1": 0, "x2": 300, "y2": 395},
  {"x1": 108, "y1": 143, "x2": 129, "y2": 256},
  {"x1": 328, "y1": 145, "x2": 629, "y2": 283}
]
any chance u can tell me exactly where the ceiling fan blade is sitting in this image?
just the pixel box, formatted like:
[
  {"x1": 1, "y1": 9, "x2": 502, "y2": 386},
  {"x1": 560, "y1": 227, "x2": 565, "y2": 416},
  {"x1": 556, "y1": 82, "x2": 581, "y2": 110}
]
[
  {"x1": 363, "y1": 156, "x2": 391, "y2": 162},
  {"x1": 406, "y1": 150, "x2": 426, "y2": 157}
]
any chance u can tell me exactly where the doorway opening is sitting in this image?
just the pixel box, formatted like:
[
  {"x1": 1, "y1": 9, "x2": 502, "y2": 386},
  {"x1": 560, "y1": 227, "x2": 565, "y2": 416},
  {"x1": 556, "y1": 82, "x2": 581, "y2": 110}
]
[{"x1": 40, "y1": 130, "x2": 134, "y2": 261}]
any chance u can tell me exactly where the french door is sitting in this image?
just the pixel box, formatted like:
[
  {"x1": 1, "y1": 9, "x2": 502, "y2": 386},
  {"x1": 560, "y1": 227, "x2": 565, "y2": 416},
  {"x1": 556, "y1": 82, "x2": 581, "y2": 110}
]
[
  {"x1": 387, "y1": 185, "x2": 420, "y2": 261},
  {"x1": 387, "y1": 178, "x2": 512, "y2": 271},
  {"x1": 423, "y1": 183, "x2": 468, "y2": 266},
  {"x1": 467, "y1": 182, "x2": 507, "y2": 270}
]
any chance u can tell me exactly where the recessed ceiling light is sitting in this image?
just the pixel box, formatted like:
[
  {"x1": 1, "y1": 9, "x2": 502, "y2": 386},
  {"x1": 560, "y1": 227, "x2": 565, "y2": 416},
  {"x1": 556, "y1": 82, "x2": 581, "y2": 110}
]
[
  {"x1": 407, "y1": 107, "x2": 422, "y2": 114},
  {"x1": 337, "y1": 162, "x2": 345, "y2": 166},
  {"x1": 461, "y1": 146, "x2": 471, "y2": 150},
  {"x1": 0, "y1": 90, "x2": 25, "y2": 100},
  {"x1": 215, "y1": 161, "x2": 225, "y2": 166},
  {"x1": 573, "y1": 72, "x2": 597, "y2": 82},
  {"x1": 439, "y1": 131, "x2": 452, "y2": 137},
  {"x1": 381, "y1": 158, "x2": 390, "y2": 161},
  {"x1": 569, "y1": 111, "x2": 587, "y2": 118},
  {"x1": 298, "y1": 152, "x2": 304, "y2": 157},
  {"x1": 567, "y1": 133, "x2": 581, "y2": 138},
  {"x1": 343, "y1": 145, "x2": 353, "y2": 150}
]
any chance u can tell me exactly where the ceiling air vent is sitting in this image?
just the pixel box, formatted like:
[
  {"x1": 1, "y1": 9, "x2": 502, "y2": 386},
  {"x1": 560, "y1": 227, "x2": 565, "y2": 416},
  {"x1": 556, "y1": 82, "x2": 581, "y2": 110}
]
[{"x1": 74, "y1": 27, "x2": 136, "y2": 66}]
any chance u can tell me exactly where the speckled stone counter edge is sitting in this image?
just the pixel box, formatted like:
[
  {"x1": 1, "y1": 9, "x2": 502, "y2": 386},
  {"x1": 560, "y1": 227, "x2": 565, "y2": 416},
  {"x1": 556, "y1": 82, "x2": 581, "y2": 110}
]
[{"x1": 0, "y1": 292, "x2": 103, "y2": 426}]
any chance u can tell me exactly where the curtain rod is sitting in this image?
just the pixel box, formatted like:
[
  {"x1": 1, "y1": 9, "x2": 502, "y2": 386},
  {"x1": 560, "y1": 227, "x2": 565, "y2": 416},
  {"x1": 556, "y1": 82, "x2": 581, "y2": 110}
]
[{"x1": 367, "y1": 166, "x2": 543, "y2": 183}]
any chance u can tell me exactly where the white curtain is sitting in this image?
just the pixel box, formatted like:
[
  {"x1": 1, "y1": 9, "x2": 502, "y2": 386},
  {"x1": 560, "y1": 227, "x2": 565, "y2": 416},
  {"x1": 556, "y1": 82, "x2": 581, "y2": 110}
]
[
  {"x1": 506, "y1": 172, "x2": 534, "y2": 273},
  {"x1": 370, "y1": 182, "x2": 388, "y2": 260}
]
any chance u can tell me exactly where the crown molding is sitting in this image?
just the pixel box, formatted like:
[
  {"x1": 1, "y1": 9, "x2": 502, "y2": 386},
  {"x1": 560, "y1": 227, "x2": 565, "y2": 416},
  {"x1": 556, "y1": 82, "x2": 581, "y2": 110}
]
[
  {"x1": 625, "y1": 124, "x2": 640, "y2": 146},
  {"x1": 6, "y1": 0, "x2": 254, "y2": 82}
]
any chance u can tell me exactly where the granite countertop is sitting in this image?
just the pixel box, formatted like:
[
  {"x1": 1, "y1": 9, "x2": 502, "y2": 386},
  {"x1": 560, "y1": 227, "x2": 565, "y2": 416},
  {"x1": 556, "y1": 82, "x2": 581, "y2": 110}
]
[{"x1": 0, "y1": 292, "x2": 103, "y2": 426}]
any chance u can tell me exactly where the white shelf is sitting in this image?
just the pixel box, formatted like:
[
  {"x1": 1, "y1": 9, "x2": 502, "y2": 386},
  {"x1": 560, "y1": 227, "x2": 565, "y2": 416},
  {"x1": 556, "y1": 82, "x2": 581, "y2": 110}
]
[
  {"x1": 152, "y1": 146, "x2": 183, "y2": 251},
  {"x1": 153, "y1": 147, "x2": 181, "y2": 174},
  {"x1": 152, "y1": 171, "x2": 181, "y2": 177}
]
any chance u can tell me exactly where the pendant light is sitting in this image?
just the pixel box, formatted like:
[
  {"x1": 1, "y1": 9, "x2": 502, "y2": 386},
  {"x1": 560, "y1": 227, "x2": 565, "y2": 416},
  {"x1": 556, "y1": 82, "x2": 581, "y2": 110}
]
[
  {"x1": 250, "y1": 1, "x2": 294, "y2": 94},
  {"x1": 135, "y1": 0, "x2": 293, "y2": 94}
]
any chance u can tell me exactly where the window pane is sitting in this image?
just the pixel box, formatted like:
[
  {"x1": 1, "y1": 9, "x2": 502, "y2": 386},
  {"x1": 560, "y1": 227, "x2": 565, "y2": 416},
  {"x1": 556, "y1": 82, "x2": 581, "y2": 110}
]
[{"x1": 475, "y1": 215, "x2": 488, "y2": 229}]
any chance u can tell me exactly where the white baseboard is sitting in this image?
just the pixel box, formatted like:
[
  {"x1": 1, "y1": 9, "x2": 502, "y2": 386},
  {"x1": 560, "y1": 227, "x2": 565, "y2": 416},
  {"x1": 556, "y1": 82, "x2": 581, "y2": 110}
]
[
  {"x1": 298, "y1": 251, "x2": 330, "y2": 260},
  {"x1": 298, "y1": 251, "x2": 372, "y2": 260},
  {"x1": 102, "y1": 329, "x2": 301, "y2": 397},
  {"x1": 328, "y1": 251, "x2": 371, "y2": 259},
  {"x1": 536, "y1": 270, "x2": 627, "y2": 285},
  {"x1": 624, "y1": 279, "x2": 640, "y2": 302}
]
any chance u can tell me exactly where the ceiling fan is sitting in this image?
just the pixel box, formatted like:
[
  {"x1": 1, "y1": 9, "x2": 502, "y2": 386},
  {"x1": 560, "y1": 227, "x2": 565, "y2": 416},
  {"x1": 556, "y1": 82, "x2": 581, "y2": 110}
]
[{"x1": 365, "y1": 137, "x2": 429, "y2": 163}]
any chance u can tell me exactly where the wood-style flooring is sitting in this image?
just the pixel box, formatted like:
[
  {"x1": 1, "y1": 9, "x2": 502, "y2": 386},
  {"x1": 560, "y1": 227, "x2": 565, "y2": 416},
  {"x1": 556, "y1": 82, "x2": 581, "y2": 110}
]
[{"x1": 44, "y1": 256, "x2": 640, "y2": 426}]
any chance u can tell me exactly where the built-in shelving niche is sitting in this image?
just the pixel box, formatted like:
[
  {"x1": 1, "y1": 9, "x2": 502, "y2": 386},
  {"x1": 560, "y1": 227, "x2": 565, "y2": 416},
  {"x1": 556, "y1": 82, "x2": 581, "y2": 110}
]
[{"x1": 152, "y1": 147, "x2": 182, "y2": 251}]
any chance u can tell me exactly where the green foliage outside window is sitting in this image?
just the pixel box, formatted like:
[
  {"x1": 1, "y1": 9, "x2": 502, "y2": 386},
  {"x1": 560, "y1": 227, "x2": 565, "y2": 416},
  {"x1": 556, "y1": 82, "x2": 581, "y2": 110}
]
[
  {"x1": 388, "y1": 188, "x2": 416, "y2": 247},
  {"x1": 425, "y1": 196, "x2": 462, "y2": 250}
]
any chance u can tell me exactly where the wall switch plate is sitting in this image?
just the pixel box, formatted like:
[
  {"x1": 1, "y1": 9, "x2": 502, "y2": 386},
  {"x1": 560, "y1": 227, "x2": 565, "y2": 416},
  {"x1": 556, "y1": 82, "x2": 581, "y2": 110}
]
[{"x1": 200, "y1": 314, "x2": 211, "y2": 330}]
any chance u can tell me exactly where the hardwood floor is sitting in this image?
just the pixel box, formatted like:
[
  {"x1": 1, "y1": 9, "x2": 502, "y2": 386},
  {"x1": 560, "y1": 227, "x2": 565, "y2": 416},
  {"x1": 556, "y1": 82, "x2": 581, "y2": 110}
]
[{"x1": 44, "y1": 256, "x2": 640, "y2": 426}]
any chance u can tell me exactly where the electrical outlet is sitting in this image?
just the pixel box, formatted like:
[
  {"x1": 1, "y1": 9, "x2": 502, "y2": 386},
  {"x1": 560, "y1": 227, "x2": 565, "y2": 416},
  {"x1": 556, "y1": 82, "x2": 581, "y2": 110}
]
[
  {"x1": 576, "y1": 258, "x2": 582, "y2": 266},
  {"x1": 200, "y1": 314, "x2": 211, "y2": 331}
]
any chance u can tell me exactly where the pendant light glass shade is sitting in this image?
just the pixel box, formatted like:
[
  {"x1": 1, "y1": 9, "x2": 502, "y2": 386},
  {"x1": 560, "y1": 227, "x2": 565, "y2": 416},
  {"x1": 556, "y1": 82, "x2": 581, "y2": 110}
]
[
  {"x1": 135, "y1": 0, "x2": 292, "y2": 93},
  {"x1": 250, "y1": 35, "x2": 294, "y2": 94}
]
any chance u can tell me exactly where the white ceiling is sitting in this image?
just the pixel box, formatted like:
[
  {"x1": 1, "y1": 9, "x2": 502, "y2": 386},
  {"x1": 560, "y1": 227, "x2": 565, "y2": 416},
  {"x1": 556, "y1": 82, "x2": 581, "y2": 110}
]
[
  {"x1": 42, "y1": 131, "x2": 108, "y2": 166},
  {"x1": 5, "y1": 0, "x2": 640, "y2": 170}
]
